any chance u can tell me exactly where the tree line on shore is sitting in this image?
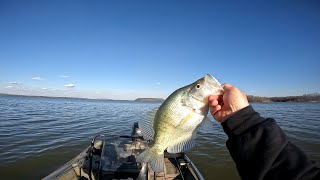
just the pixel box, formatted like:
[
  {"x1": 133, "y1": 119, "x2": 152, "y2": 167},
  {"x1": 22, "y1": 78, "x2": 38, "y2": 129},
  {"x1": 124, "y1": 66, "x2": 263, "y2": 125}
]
[{"x1": 247, "y1": 93, "x2": 320, "y2": 102}]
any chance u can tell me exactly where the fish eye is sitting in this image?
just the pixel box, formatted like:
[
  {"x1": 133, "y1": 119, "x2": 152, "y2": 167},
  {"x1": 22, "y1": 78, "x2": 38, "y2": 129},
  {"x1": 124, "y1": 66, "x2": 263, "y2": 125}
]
[{"x1": 196, "y1": 84, "x2": 201, "y2": 89}]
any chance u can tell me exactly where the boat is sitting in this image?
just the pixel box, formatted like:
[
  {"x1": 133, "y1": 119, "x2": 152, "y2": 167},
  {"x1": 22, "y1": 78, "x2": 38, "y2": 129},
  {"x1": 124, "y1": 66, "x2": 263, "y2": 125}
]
[{"x1": 43, "y1": 122, "x2": 205, "y2": 180}]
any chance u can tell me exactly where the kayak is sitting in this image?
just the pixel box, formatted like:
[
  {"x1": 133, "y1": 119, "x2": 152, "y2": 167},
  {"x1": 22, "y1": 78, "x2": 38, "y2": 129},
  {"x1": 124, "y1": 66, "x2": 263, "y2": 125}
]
[{"x1": 43, "y1": 122, "x2": 205, "y2": 180}]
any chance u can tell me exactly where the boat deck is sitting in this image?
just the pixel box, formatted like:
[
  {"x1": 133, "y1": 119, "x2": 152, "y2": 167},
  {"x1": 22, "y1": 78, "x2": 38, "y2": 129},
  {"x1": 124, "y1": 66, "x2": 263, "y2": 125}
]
[{"x1": 43, "y1": 123, "x2": 203, "y2": 180}]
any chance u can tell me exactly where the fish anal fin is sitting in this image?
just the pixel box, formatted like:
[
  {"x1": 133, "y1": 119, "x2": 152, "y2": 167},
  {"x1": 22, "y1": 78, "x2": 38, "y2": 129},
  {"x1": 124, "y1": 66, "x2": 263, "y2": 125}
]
[
  {"x1": 136, "y1": 147, "x2": 165, "y2": 172},
  {"x1": 167, "y1": 132, "x2": 197, "y2": 153}
]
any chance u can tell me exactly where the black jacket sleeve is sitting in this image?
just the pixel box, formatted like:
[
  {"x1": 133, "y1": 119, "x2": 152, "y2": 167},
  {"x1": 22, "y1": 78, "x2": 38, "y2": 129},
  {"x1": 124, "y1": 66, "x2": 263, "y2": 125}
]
[{"x1": 221, "y1": 105, "x2": 320, "y2": 180}]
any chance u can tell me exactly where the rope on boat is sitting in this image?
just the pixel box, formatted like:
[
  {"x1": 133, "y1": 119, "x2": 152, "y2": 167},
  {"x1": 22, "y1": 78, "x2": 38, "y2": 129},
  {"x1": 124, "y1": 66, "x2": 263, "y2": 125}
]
[{"x1": 175, "y1": 157, "x2": 185, "y2": 180}]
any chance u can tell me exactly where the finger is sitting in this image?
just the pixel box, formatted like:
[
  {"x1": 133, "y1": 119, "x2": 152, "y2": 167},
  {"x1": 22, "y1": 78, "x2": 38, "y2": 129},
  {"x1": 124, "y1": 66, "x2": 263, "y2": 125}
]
[
  {"x1": 209, "y1": 95, "x2": 223, "y2": 102},
  {"x1": 214, "y1": 105, "x2": 221, "y2": 113},
  {"x1": 221, "y1": 84, "x2": 233, "y2": 90},
  {"x1": 209, "y1": 99, "x2": 219, "y2": 106},
  {"x1": 210, "y1": 104, "x2": 221, "y2": 114},
  {"x1": 208, "y1": 95, "x2": 219, "y2": 102}
]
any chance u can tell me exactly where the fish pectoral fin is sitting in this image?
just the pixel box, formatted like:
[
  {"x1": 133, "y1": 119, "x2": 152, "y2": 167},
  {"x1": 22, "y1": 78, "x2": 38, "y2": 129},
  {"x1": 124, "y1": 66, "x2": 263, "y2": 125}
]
[
  {"x1": 167, "y1": 131, "x2": 197, "y2": 153},
  {"x1": 178, "y1": 110, "x2": 197, "y2": 127}
]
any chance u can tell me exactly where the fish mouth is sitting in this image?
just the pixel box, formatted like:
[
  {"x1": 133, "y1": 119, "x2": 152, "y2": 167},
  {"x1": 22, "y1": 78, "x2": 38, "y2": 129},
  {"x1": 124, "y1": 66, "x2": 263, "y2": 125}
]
[{"x1": 204, "y1": 74, "x2": 224, "y2": 94}]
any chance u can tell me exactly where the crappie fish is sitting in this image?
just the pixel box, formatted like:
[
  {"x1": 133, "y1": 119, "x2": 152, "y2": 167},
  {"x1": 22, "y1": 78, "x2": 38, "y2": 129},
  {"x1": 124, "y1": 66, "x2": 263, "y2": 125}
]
[{"x1": 136, "y1": 74, "x2": 224, "y2": 172}]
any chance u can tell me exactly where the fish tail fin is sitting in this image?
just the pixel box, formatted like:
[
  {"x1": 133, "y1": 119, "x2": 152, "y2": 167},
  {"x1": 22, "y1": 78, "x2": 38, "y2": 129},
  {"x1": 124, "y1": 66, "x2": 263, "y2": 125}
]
[{"x1": 136, "y1": 147, "x2": 165, "y2": 173}]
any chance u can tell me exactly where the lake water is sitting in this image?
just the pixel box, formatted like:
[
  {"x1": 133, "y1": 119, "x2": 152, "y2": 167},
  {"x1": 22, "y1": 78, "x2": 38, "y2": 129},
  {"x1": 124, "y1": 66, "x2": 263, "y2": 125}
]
[{"x1": 0, "y1": 96, "x2": 319, "y2": 179}]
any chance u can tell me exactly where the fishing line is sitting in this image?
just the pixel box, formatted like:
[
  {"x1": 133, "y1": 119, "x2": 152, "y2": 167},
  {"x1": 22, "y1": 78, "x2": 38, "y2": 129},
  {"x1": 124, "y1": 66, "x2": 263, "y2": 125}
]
[{"x1": 175, "y1": 157, "x2": 185, "y2": 180}]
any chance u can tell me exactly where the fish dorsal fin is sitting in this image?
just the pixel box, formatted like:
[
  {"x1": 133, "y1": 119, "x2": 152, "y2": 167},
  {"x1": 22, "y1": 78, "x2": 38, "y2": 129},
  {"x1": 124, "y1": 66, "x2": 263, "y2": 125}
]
[
  {"x1": 166, "y1": 131, "x2": 197, "y2": 153},
  {"x1": 139, "y1": 108, "x2": 158, "y2": 140},
  {"x1": 200, "y1": 117, "x2": 215, "y2": 132}
]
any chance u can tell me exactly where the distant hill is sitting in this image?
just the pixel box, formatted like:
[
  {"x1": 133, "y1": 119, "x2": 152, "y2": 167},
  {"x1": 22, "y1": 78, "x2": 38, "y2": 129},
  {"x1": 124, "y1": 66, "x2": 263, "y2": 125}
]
[
  {"x1": 0, "y1": 93, "x2": 15, "y2": 96},
  {"x1": 134, "y1": 98, "x2": 165, "y2": 102},
  {"x1": 248, "y1": 93, "x2": 320, "y2": 102}
]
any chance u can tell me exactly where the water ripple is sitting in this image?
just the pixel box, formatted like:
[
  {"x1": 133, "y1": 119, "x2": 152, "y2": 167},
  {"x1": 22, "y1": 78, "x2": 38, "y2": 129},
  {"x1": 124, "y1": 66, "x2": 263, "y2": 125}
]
[{"x1": 0, "y1": 97, "x2": 319, "y2": 179}]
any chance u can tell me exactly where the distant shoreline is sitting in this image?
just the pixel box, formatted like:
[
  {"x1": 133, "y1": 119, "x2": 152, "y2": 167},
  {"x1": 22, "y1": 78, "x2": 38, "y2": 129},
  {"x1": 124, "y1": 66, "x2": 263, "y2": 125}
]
[
  {"x1": 247, "y1": 94, "x2": 320, "y2": 103},
  {"x1": 0, "y1": 93, "x2": 164, "y2": 102},
  {"x1": 0, "y1": 93, "x2": 319, "y2": 102},
  {"x1": 134, "y1": 98, "x2": 165, "y2": 102}
]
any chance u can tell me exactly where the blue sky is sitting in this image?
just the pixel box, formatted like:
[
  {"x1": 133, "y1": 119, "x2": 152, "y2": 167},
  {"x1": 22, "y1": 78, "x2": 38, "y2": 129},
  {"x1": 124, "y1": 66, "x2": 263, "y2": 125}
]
[{"x1": 0, "y1": 1, "x2": 319, "y2": 99}]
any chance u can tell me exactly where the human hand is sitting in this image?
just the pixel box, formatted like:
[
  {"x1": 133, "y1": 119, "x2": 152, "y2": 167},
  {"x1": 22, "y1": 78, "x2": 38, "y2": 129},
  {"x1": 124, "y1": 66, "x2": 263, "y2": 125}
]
[{"x1": 208, "y1": 84, "x2": 249, "y2": 123}]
